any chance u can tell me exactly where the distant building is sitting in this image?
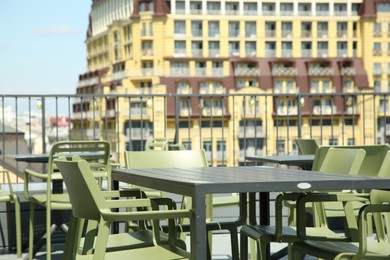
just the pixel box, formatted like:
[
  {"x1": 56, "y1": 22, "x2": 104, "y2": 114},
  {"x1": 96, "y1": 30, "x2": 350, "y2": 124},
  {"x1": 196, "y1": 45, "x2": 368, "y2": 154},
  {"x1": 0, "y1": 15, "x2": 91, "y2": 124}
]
[{"x1": 72, "y1": 0, "x2": 390, "y2": 165}]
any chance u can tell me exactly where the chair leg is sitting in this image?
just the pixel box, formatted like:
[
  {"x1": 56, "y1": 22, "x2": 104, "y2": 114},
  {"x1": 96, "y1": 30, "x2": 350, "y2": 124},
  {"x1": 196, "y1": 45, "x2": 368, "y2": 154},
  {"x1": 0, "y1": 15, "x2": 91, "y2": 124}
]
[
  {"x1": 46, "y1": 207, "x2": 51, "y2": 260},
  {"x1": 28, "y1": 202, "x2": 35, "y2": 260},
  {"x1": 240, "y1": 231, "x2": 248, "y2": 260},
  {"x1": 93, "y1": 221, "x2": 110, "y2": 260},
  {"x1": 63, "y1": 215, "x2": 80, "y2": 259},
  {"x1": 13, "y1": 196, "x2": 22, "y2": 258},
  {"x1": 229, "y1": 228, "x2": 239, "y2": 260}
]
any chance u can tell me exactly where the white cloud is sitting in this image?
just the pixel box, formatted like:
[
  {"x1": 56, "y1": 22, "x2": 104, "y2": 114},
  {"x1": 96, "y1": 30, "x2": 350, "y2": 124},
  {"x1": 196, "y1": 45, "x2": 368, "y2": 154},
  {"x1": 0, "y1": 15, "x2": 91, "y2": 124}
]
[{"x1": 34, "y1": 25, "x2": 76, "y2": 36}]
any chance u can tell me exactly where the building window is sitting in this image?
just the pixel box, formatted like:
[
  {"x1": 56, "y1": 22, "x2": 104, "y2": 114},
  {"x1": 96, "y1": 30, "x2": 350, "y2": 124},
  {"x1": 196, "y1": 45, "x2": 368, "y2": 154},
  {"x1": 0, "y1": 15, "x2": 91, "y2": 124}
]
[
  {"x1": 329, "y1": 138, "x2": 338, "y2": 146},
  {"x1": 276, "y1": 139, "x2": 285, "y2": 154},
  {"x1": 208, "y1": 21, "x2": 220, "y2": 37},
  {"x1": 174, "y1": 20, "x2": 186, "y2": 35}
]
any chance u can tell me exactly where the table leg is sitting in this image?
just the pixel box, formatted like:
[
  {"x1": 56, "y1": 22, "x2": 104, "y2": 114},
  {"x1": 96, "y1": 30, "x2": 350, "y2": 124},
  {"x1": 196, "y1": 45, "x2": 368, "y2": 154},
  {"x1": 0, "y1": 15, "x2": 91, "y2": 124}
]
[
  {"x1": 111, "y1": 180, "x2": 119, "y2": 234},
  {"x1": 191, "y1": 191, "x2": 207, "y2": 260}
]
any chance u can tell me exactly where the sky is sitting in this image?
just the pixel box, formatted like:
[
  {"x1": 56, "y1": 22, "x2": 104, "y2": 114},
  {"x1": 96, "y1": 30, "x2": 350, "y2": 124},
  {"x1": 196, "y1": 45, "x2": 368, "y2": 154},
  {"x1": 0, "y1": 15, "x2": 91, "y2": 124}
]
[{"x1": 0, "y1": 0, "x2": 92, "y2": 95}]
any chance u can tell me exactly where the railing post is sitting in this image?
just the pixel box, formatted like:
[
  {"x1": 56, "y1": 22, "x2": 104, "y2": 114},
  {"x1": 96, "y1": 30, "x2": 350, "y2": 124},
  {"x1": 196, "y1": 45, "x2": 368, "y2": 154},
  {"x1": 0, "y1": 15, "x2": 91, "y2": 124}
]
[
  {"x1": 41, "y1": 97, "x2": 47, "y2": 154},
  {"x1": 297, "y1": 94, "x2": 302, "y2": 139},
  {"x1": 174, "y1": 95, "x2": 179, "y2": 143}
]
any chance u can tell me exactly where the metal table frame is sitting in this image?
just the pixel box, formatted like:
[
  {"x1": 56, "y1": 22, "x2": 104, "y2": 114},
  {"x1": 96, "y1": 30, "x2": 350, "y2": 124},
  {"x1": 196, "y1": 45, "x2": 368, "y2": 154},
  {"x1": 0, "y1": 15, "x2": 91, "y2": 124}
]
[{"x1": 112, "y1": 166, "x2": 390, "y2": 260}]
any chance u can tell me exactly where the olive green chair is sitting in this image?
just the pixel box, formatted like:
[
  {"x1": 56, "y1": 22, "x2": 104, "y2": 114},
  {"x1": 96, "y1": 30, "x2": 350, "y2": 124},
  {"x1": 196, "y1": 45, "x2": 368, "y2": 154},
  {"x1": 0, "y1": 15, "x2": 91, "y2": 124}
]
[
  {"x1": 291, "y1": 150, "x2": 390, "y2": 259},
  {"x1": 0, "y1": 170, "x2": 21, "y2": 258},
  {"x1": 295, "y1": 138, "x2": 320, "y2": 155},
  {"x1": 240, "y1": 147, "x2": 366, "y2": 260},
  {"x1": 54, "y1": 158, "x2": 191, "y2": 260},
  {"x1": 124, "y1": 150, "x2": 242, "y2": 260},
  {"x1": 24, "y1": 140, "x2": 111, "y2": 260},
  {"x1": 145, "y1": 137, "x2": 169, "y2": 151}
]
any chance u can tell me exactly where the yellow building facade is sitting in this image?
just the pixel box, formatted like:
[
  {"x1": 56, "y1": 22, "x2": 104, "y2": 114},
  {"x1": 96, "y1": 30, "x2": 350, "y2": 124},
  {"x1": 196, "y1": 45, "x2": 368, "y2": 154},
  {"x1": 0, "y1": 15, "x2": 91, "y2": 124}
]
[{"x1": 72, "y1": 0, "x2": 390, "y2": 166}]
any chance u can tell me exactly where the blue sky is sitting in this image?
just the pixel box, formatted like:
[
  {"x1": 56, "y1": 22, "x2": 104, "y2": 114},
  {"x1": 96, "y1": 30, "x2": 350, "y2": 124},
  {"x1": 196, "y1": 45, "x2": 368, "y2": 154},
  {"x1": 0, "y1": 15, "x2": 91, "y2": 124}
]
[{"x1": 0, "y1": 1, "x2": 91, "y2": 94}]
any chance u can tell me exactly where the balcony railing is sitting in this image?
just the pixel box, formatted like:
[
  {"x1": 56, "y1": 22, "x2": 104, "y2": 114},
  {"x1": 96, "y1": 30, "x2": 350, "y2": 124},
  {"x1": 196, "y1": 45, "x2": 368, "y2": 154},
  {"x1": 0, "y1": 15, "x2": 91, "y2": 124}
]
[
  {"x1": 272, "y1": 67, "x2": 297, "y2": 76},
  {"x1": 3, "y1": 92, "x2": 389, "y2": 184}
]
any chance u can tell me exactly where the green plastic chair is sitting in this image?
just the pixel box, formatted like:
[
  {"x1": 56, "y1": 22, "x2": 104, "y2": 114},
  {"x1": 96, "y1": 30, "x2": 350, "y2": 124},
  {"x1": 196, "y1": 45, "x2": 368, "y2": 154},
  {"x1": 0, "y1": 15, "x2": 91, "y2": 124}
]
[
  {"x1": 0, "y1": 170, "x2": 21, "y2": 258},
  {"x1": 54, "y1": 157, "x2": 191, "y2": 260},
  {"x1": 240, "y1": 147, "x2": 366, "y2": 260},
  {"x1": 290, "y1": 150, "x2": 390, "y2": 259},
  {"x1": 124, "y1": 150, "x2": 242, "y2": 260},
  {"x1": 295, "y1": 138, "x2": 320, "y2": 155},
  {"x1": 23, "y1": 140, "x2": 111, "y2": 260},
  {"x1": 145, "y1": 137, "x2": 169, "y2": 151}
]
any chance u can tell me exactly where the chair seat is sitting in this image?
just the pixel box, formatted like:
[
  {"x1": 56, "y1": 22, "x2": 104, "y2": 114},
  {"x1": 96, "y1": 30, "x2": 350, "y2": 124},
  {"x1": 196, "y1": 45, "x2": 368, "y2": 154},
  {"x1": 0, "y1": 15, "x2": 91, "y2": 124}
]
[
  {"x1": 75, "y1": 243, "x2": 190, "y2": 259},
  {"x1": 80, "y1": 231, "x2": 155, "y2": 252},
  {"x1": 241, "y1": 224, "x2": 346, "y2": 243},
  {"x1": 30, "y1": 193, "x2": 72, "y2": 210},
  {"x1": 293, "y1": 240, "x2": 390, "y2": 258}
]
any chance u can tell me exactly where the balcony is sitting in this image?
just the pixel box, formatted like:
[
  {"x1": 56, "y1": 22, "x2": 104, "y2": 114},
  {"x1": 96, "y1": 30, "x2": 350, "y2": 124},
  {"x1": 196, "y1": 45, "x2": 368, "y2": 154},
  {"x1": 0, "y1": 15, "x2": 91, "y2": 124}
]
[
  {"x1": 192, "y1": 49, "x2": 203, "y2": 57},
  {"x1": 202, "y1": 107, "x2": 226, "y2": 116},
  {"x1": 308, "y1": 67, "x2": 334, "y2": 76},
  {"x1": 77, "y1": 76, "x2": 99, "y2": 87},
  {"x1": 244, "y1": 10, "x2": 257, "y2": 16},
  {"x1": 234, "y1": 67, "x2": 260, "y2": 76},
  {"x1": 179, "y1": 107, "x2": 192, "y2": 117},
  {"x1": 298, "y1": 11, "x2": 312, "y2": 16},
  {"x1": 281, "y1": 31, "x2": 293, "y2": 38},
  {"x1": 265, "y1": 50, "x2": 276, "y2": 57},
  {"x1": 262, "y1": 10, "x2": 276, "y2": 16},
  {"x1": 177, "y1": 86, "x2": 192, "y2": 95},
  {"x1": 245, "y1": 51, "x2": 257, "y2": 57},
  {"x1": 207, "y1": 9, "x2": 221, "y2": 15},
  {"x1": 337, "y1": 31, "x2": 348, "y2": 38},
  {"x1": 373, "y1": 49, "x2": 382, "y2": 56},
  {"x1": 239, "y1": 148, "x2": 263, "y2": 161},
  {"x1": 281, "y1": 50, "x2": 292, "y2": 58},
  {"x1": 317, "y1": 50, "x2": 328, "y2": 58},
  {"x1": 301, "y1": 30, "x2": 312, "y2": 38},
  {"x1": 341, "y1": 67, "x2": 355, "y2": 76},
  {"x1": 280, "y1": 11, "x2": 293, "y2": 16},
  {"x1": 265, "y1": 30, "x2": 276, "y2": 38},
  {"x1": 373, "y1": 69, "x2": 382, "y2": 76},
  {"x1": 337, "y1": 50, "x2": 348, "y2": 58},
  {"x1": 142, "y1": 49, "x2": 153, "y2": 56},
  {"x1": 195, "y1": 68, "x2": 207, "y2": 77},
  {"x1": 272, "y1": 67, "x2": 297, "y2": 76},
  {"x1": 316, "y1": 11, "x2": 329, "y2": 16},
  {"x1": 277, "y1": 106, "x2": 298, "y2": 116},
  {"x1": 174, "y1": 49, "x2": 186, "y2": 57},
  {"x1": 170, "y1": 68, "x2": 190, "y2": 77},
  {"x1": 209, "y1": 49, "x2": 220, "y2": 57},
  {"x1": 301, "y1": 49, "x2": 312, "y2": 57},
  {"x1": 212, "y1": 68, "x2": 224, "y2": 77},
  {"x1": 313, "y1": 105, "x2": 337, "y2": 115},
  {"x1": 334, "y1": 10, "x2": 347, "y2": 16},
  {"x1": 125, "y1": 128, "x2": 152, "y2": 139},
  {"x1": 317, "y1": 31, "x2": 328, "y2": 38}
]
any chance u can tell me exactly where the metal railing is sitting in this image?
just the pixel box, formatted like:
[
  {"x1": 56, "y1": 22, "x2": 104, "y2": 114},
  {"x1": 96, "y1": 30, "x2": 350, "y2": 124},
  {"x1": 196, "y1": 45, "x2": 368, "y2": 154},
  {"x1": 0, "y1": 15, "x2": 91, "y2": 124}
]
[{"x1": 1, "y1": 92, "x2": 389, "y2": 183}]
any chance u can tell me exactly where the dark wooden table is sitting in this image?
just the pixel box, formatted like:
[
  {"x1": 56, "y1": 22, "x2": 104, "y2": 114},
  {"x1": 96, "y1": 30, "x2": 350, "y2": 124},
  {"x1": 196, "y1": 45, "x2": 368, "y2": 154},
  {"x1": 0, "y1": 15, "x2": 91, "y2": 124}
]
[
  {"x1": 112, "y1": 166, "x2": 390, "y2": 260},
  {"x1": 246, "y1": 154, "x2": 315, "y2": 169}
]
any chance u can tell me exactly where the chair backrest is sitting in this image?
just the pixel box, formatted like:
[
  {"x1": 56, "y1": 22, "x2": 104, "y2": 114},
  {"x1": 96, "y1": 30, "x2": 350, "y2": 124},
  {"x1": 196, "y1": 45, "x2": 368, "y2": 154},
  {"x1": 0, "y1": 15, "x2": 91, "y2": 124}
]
[
  {"x1": 145, "y1": 137, "x2": 169, "y2": 151},
  {"x1": 311, "y1": 146, "x2": 331, "y2": 171},
  {"x1": 318, "y1": 148, "x2": 366, "y2": 175},
  {"x1": 295, "y1": 139, "x2": 320, "y2": 155},
  {"x1": 47, "y1": 140, "x2": 111, "y2": 181},
  {"x1": 337, "y1": 144, "x2": 390, "y2": 177},
  {"x1": 370, "y1": 151, "x2": 390, "y2": 242},
  {"x1": 125, "y1": 150, "x2": 208, "y2": 168},
  {"x1": 54, "y1": 158, "x2": 103, "y2": 221}
]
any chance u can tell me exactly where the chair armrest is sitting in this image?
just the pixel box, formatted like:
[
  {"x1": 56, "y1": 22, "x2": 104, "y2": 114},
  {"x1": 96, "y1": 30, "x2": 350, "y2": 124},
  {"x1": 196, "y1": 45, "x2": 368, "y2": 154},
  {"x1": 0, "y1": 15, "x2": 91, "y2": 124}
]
[
  {"x1": 358, "y1": 204, "x2": 390, "y2": 256},
  {"x1": 102, "y1": 189, "x2": 148, "y2": 199},
  {"x1": 24, "y1": 168, "x2": 48, "y2": 200},
  {"x1": 274, "y1": 192, "x2": 307, "y2": 240},
  {"x1": 296, "y1": 193, "x2": 370, "y2": 240}
]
